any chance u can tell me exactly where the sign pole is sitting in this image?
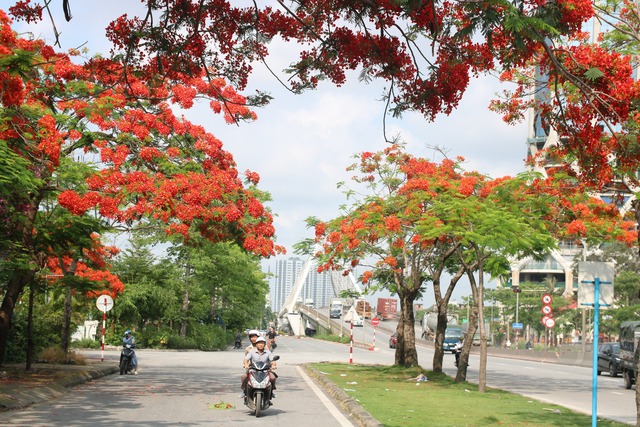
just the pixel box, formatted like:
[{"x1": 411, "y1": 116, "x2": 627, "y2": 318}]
[
  {"x1": 591, "y1": 278, "x2": 601, "y2": 427},
  {"x1": 369, "y1": 317, "x2": 380, "y2": 351},
  {"x1": 101, "y1": 306, "x2": 106, "y2": 362},
  {"x1": 349, "y1": 320, "x2": 353, "y2": 364},
  {"x1": 95, "y1": 295, "x2": 114, "y2": 363}
]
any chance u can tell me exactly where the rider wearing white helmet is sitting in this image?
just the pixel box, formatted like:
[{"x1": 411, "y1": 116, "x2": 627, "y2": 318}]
[{"x1": 244, "y1": 330, "x2": 260, "y2": 355}]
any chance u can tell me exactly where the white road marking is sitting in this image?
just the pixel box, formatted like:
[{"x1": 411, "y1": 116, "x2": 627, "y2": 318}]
[{"x1": 296, "y1": 366, "x2": 355, "y2": 427}]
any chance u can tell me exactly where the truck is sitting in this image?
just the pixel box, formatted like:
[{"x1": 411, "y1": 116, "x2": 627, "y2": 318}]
[
  {"x1": 354, "y1": 300, "x2": 372, "y2": 319},
  {"x1": 376, "y1": 298, "x2": 398, "y2": 320},
  {"x1": 619, "y1": 321, "x2": 640, "y2": 389},
  {"x1": 329, "y1": 299, "x2": 343, "y2": 319},
  {"x1": 421, "y1": 312, "x2": 458, "y2": 340},
  {"x1": 443, "y1": 327, "x2": 464, "y2": 353}
]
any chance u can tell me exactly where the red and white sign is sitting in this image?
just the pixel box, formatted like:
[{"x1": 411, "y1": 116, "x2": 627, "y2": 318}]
[
  {"x1": 544, "y1": 317, "x2": 556, "y2": 328},
  {"x1": 541, "y1": 305, "x2": 552, "y2": 315},
  {"x1": 542, "y1": 294, "x2": 552, "y2": 305},
  {"x1": 371, "y1": 317, "x2": 380, "y2": 327}
]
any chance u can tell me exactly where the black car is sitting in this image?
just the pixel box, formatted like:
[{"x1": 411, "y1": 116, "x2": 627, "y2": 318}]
[
  {"x1": 389, "y1": 331, "x2": 398, "y2": 349},
  {"x1": 597, "y1": 342, "x2": 621, "y2": 377}
]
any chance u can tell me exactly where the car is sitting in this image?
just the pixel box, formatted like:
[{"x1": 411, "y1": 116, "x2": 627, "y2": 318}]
[
  {"x1": 389, "y1": 331, "x2": 398, "y2": 349},
  {"x1": 597, "y1": 342, "x2": 621, "y2": 377}
]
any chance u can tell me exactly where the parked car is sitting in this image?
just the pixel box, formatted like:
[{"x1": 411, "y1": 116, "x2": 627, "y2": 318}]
[
  {"x1": 389, "y1": 331, "x2": 398, "y2": 349},
  {"x1": 597, "y1": 342, "x2": 621, "y2": 377}
]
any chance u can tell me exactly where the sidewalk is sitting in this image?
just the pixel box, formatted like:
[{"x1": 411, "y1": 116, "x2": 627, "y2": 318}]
[{"x1": 0, "y1": 361, "x2": 119, "y2": 411}]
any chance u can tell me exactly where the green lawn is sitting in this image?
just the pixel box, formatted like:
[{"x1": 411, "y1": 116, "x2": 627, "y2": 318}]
[{"x1": 308, "y1": 363, "x2": 628, "y2": 427}]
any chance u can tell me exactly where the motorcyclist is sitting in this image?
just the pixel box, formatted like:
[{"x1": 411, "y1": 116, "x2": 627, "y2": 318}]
[
  {"x1": 244, "y1": 330, "x2": 260, "y2": 354},
  {"x1": 242, "y1": 336, "x2": 277, "y2": 398},
  {"x1": 122, "y1": 330, "x2": 138, "y2": 374},
  {"x1": 267, "y1": 326, "x2": 277, "y2": 351},
  {"x1": 454, "y1": 336, "x2": 464, "y2": 367},
  {"x1": 235, "y1": 331, "x2": 243, "y2": 349}
]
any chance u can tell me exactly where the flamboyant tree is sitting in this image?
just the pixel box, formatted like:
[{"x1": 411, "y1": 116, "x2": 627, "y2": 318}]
[
  {"x1": 0, "y1": 11, "x2": 283, "y2": 364},
  {"x1": 8, "y1": 0, "x2": 596, "y2": 131},
  {"x1": 304, "y1": 145, "x2": 553, "y2": 367},
  {"x1": 447, "y1": 173, "x2": 635, "y2": 388},
  {"x1": 308, "y1": 145, "x2": 636, "y2": 371}
]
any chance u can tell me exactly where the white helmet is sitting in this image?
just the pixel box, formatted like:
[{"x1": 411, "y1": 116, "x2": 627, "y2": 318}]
[
  {"x1": 248, "y1": 330, "x2": 259, "y2": 337},
  {"x1": 255, "y1": 336, "x2": 267, "y2": 344}
]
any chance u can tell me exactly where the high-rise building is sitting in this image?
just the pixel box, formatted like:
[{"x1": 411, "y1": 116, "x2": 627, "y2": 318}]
[
  {"x1": 510, "y1": 20, "x2": 635, "y2": 296},
  {"x1": 271, "y1": 257, "x2": 334, "y2": 312}
]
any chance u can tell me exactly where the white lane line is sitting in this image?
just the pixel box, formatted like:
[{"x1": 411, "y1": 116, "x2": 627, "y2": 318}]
[{"x1": 296, "y1": 366, "x2": 354, "y2": 427}]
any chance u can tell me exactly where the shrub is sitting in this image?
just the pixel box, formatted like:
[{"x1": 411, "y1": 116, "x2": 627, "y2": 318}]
[
  {"x1": 71, "y1": 338, "x2": 101, "y2": 349},
  {"x1": 38, "y1": 347, "x2": 87, "y2": 365}
]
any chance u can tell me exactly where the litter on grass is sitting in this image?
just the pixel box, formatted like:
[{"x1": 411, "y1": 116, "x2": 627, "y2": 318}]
[{"x1": 407, "y1": 374, "x2": 429, "y2": 382}]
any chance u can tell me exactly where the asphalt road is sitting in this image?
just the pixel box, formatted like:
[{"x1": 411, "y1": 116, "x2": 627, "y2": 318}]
[
  {"x1": 0, "y1": 338, "x2": 375, "y2": 427},
  {"x1": 0, "y1": 327, "x2": 635, "y2": 425}
]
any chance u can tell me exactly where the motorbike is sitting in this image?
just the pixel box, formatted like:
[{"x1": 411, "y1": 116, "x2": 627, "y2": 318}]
[
  {"x1": 234, "y1": 337, "x2": 243, "y2": 349},
  {"x1": 244, "y1": 355, "x2": 280, "y2": 417},
  {"x1": 119, "y1": 343, "x2": 136, "y2": 375}
]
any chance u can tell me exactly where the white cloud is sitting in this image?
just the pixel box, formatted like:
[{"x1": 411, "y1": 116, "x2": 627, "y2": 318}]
[{"x1": 11, "y1": 3, "x2": 530, "y2": 306}]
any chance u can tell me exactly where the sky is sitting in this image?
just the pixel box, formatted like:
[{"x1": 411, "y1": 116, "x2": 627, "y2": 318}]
[{"x1": 11, "y1": 2, "x2": 531, "y2": 307}]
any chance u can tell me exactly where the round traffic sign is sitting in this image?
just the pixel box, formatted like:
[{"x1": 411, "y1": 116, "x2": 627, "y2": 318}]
[
  {"x1": 96, "y1": 295, "x2": 114, "y2": 312},
  {"x1": 544, "y1": 317, "x2": 556, "y2": 328},
  {"x1": 371, "y1": 317, "x2": 380, "y2": 327},
  {"x1": 541, "y1": 305, "x2": 552, "y2": 315},
  {"x1": 542, "y1": 315, "x2": 550, "y2": 324},
  {"x1": 542, "y1": 293, "x2": 552, "y2": 305}
]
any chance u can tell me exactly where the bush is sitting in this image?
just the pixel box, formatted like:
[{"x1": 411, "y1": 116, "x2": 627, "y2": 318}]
[
  {"x1": 38, "y1": 347, "x2": 87, "y2": 365},
  {"x1": 71, "y1": 338, "x2": 101, "y2": 349}
]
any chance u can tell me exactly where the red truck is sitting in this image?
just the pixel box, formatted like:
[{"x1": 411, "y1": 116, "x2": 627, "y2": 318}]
[{"x1": 376, "y1": 298, "x2": 398, "y2": 320}]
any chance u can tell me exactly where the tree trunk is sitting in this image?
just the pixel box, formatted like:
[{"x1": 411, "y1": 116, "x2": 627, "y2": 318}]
[
  {"x1": 431, "y1": 303, "x2": 449, "y2": 373},
  {"x1": 61, "y1": 284, "x2": 73, "y2": 354},
  {"x1": 180, "y1": 263, "x2": 191, "y2": 338},
  {"x1": 477, "y1": 264, "x2": 487, "y2": 392},
  {"x1": 395, "y1": 291, "x2": 419, "y2": 367},
  {"x1": 456, "y1": 304, "x2": 477, "y2": 382},
  {"x1": 0, "y1": 270, "x2": 34, "y2": 365},
  {"x1": 26, "y1": 283, "x2": 36, "y2": 371}
]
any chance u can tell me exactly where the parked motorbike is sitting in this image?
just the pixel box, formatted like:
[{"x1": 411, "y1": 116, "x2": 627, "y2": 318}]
[
  {"x1": 119, "y1": 343, "x2": 136, "y2": 375},
  {"x1": 244, "y1": 355, "x2": 280, "y2": 417}
]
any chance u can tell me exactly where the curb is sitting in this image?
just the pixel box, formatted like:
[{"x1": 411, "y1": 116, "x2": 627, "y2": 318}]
[
  {"x1": 0, "y1": 364, "x2": 119, "y2": 411},
  {"x1": 302, "y1": 363, "x2": 383, "y2": 427}
]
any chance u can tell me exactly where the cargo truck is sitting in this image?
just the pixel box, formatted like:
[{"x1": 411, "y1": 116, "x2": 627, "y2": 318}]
[
  {"x1": 619, "y1": 321, "x2": 640, "y2": 389},
  {"x1": 376, "y1": 298, "x2": 398, "y2": 320},
  {"x1": 355, "y1": 300, "x2": 372, "y2": 319},
  {"x1": 329, "y1": 299, "x2": 343, "y2": 318}
]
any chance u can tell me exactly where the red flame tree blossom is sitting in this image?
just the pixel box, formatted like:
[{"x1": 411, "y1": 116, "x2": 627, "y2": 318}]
[
  {"x1": 307, "y1": 145, "x2": 635, "y2": 368},
  {"x1": 0, "y1": 11, "x2": 283, "y2": 363}
]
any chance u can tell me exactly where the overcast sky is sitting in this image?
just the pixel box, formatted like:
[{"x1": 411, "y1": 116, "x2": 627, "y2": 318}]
[{"x1": 13, "y1": 2, "x2": 530, "y2": 307}]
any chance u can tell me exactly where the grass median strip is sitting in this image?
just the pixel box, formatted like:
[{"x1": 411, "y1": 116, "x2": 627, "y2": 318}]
[{"x1": 309, "y1": 363, "x2": 627, "y2": 427}]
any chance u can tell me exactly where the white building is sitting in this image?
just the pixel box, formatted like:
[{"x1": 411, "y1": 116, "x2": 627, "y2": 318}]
[{"x1": 271, "y1": 257, "x2": 334, "y2": 312}]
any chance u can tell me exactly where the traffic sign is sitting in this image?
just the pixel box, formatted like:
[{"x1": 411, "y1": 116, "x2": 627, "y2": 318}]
[
  {"x1": 371, "y1": 317, "x2": 380, "y2": 327},
  {"x1": 541, "y1": 305, "x2": 552, "y2": 315},
  {"x1": 544, "y1": 317, "x2": 556, "y2": 328},
  {"x1": 512, "y1": 323, "x2": 523, "y2": 329},
  {"x1": 96, "y1": 295, "x2": 114, "y2": 312},
  {"x1": 542, "y1": 293, "x2": 552, "y2": 305}
]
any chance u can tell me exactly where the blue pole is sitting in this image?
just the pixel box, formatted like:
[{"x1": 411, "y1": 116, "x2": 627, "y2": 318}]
[{"x1": 592, "y1": 278, "x2": 600, "y2": 427}]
